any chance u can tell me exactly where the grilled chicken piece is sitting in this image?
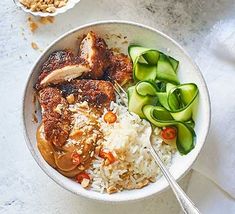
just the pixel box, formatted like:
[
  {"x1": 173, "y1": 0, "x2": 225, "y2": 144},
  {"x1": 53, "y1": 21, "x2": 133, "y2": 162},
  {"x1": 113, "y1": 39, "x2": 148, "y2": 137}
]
[
  {"x1": 59, "y1": 79, "x2": 115, "y2": 108},
  {"x1": 79, "y1": 31, "x2": 110, "y2": 79},
  {"x1": 37, "y1": 50, "x2": 90, "y2": 88},
  {"x1": 38, "y1": 87, "x2": 71, "y2": 147},
  {"x1": 104, "y1": 53, "x2": 133, "y2": 86}
]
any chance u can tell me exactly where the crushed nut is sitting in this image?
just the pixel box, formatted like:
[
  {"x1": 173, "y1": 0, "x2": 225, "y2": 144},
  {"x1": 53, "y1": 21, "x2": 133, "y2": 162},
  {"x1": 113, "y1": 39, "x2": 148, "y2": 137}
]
[
  {"x1": 136, "y1": 180, "x2": 149, "y2": 189},
  {"x1": 69, "y1": 129, "x2": 83, "y2": 140},
  {"x1": 78, "y1": 101, "x2": 89, "y2": 109},
  {"x1": 126, "y1": 182, "x2": 134, "y2": 190},
  {"x1": 20, "y1": 0, "x2": 68, "y2": 13},
  {"x1": 76, "y1": 149, "x2": 83, "y2": 155},
  {"x1": 58, "y1": 1, "x2": 66, "y2": 8},
  {"x1": 28, "y1": 17, "x2": 38, "y2": 33},
  {"x1": 46, "y1": 6, "x2": 56, "y2": 13},
  {"x1": 54, "y1": 104, "x2": 64, "y2": 114},
  {"x1": 39, "y1": 17, "x2": 55, "y2": 24},
  {"x1": 66, "y1": 94, "x2": 75, "y2": 104},
  {"x1": 31, "y1": 42, "x2": 39, "y2": 50},
  {"x1": 81, "y1": 178, "x2": 90, "y2": 188},
  {"x1": 78, "y1": 165, "x2": 85, "y2": 170},
  {"x1": 107, "y1": 186, "x2": 118, "y2": 194}
]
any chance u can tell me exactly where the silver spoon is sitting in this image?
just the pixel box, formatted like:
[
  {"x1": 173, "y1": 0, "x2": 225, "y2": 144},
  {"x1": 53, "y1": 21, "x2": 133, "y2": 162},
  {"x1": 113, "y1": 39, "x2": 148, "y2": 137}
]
[
  {"x1": 114, "y1": 81, "x2": 200, "y2": 214},
  {"x1": 145, "y1": 125, "x2": 200, "y2": 214}
]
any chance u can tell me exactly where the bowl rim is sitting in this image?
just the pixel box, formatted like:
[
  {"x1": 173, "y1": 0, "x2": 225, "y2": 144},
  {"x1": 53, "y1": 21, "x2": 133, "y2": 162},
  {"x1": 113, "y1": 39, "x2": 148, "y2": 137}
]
[{"x1": 22, "y1": 20, "x2": 211, "y2": 202}]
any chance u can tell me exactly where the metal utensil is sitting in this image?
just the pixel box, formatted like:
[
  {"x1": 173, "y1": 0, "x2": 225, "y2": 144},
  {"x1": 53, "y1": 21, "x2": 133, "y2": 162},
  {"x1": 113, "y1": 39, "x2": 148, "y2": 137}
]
[{"x1": 114, "y1": 81, "x2": 200, "y2": 214}]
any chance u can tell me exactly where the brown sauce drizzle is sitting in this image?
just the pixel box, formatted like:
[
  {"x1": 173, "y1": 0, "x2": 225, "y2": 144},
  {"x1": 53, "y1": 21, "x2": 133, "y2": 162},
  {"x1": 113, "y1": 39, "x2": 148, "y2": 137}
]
[{"x1": 36, "y1": 105, "x2": 103, "y2": 179}]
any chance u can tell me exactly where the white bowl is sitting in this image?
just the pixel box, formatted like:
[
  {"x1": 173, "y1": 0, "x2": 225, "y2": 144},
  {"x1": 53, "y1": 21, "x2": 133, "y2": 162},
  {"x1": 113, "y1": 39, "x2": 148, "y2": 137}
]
[
  {"x1": 14, "y1": 0, "x2": 81, "y2": 17},
  {"x1": 23, "y1": 21, "x2": 211, "y2": 202}
]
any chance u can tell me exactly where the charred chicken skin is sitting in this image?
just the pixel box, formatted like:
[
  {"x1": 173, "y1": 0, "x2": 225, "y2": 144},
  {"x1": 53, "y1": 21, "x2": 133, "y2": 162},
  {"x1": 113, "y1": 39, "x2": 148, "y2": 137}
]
[
  {"x1": 38, "y1": 50, "x2": 76, "y2": 85},
  {"x1": 79, "y1": 31, "x2": 110, "y2": 79},
  {"x1": 39, "y1": 50, "x2": 76, "y2": 79},
  {"x1": 59, "y1": 79, "x2": 115, "y2": 108},
  {"x1": 38, "y1": 87, "x2": 71, "y2": 147},
  {"x1": 36, "y1": 50, "x2": 90, "y2": 88},
  {"x1": 36, "y1": 32, "x2": 132, "y2": 89},
  {"x1": 105, "y1": 52, "x2": 133, "y2": 86}
]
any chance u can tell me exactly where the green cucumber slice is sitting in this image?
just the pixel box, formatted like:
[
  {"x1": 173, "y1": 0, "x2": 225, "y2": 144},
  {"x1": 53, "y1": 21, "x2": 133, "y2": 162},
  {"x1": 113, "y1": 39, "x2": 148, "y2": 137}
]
[
  {"x1": 185, "y1": 119, "x2": 195, "y2": 128},
  {"x1": 128, "y1": 45, "x2": 152, "y2": 64},
  {"x1": 168, "y1": 56, "x2": 179, "y2": 72},
  {"x1": 135, "y1": 63, "x2": 158, "y2": 81},
  {"x1": 143, "y1": 105, "x2": 195, "y2": 155},
  {"x1": 156, "y1": 54, "x2": 179, "y2": 84},
  {"x1": 156, "y1": 83, "x2": 199, "y2": 121},
  {"x1": 143, "y1": 50, "x2": 160, "y2": 65},
  {"x1": 129, "y1": 45, "x2": 179, "y2": 84},
  {"x1": 167, "y1": 83, "x2": 199, "y2": 121},
  {"x1": 138, "y1": 56, "x2": 148, "y2": 64},
  {"x1": 167, "y1": 88, "x2": 182, "y2": 110},
  {"x1": 136, "y1": 81, "x2": 157, "y2": 96},
  {"x1": 156, "y1": 92, "x2": 170, "y2": 110},
  {"x1": 128, "y1": 84, "x2": 157, "y2": 118}
]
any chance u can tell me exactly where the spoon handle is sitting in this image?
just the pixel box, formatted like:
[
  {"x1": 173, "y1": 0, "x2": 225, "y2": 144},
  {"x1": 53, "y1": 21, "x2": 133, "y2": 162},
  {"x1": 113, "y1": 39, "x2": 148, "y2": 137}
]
[{"x1": 148, "y1": 146, "x2": 200, "y2": 214}]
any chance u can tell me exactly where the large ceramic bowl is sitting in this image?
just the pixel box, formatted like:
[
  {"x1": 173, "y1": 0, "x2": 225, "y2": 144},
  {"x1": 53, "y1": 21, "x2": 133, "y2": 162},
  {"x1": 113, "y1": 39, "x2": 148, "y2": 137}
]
[{"x1": 23, "y1": 21, "x2": 211, "y2": 202}]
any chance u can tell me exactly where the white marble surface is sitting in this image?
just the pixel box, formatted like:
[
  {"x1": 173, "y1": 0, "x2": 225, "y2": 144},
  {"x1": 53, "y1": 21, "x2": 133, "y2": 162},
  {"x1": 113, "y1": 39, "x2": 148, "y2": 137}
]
[{"x1": 0, "y1": 0, "x2": 235, "y2": 213}]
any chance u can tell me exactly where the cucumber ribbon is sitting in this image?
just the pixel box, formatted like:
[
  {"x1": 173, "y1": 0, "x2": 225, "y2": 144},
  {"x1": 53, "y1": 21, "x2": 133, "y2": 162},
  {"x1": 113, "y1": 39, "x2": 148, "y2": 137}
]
[
  {"x1": 128, "y1": 45, "x2": 179, "y2": 84},
  {"x1": 127, "y1": 45, "x2": 199, "y2": 155},
  {"x1": 128, "y1": 81, "x2": 197, "y2": 154},
  {"x1": 143, "y1": 105, "x2": 196, "y2": 154},
  {"x1": 157, "y1": 83, "x2": 199, "y2": 121},
  {"x1": 127, "y1": 81, "x2": 157, "y2": 118}
]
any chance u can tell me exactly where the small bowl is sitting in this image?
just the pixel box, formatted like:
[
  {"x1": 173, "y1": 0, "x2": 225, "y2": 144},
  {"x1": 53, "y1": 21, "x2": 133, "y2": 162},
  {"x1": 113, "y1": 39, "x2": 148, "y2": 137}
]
[
  {"x1": 22, "y1": 21, "x2": 211, "y2": 202},
  {"x1": 14, "y1": 0, "x2": 81, "y2": 17}
]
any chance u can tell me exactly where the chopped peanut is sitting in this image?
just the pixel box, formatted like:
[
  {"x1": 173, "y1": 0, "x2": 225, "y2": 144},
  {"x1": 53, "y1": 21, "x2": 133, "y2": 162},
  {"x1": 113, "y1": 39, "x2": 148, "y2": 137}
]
[
  {"x1": 69, "y1": 129, "x2": 83, "y2": 140},
  {"x1": 81, "y1": 178, "x2": 90, "y2": 188},
  {"x1": 20, "y1": 0, "x2": 68, "y2": 13},
  {"x1": 66, "y1": 94, "x2": 75, "y2": 104},
  {"x1": 107, "y1": 186, "x2": 118, "y2": 194},
  {"x1": 39, "y1": 17, "x2": 55, "y2": 24},
  {"x1": 58, "y1": 1, "x2": 66, "y2": 8},
  {"x1": 31, "y1": 42, "x2": 39, "y2": 50},
  {"x1": 28, "y1": 17, "x2": 38, "y2": 33},
  {"x1": 46, "y1": 6, "x2": 56, "y2": 13},
  {"x1": 78, "y1": 165, "x2": 85, "y2": 170},
  {"x1": 136, "y1": 180, "x2": 149, "y2": 189}
]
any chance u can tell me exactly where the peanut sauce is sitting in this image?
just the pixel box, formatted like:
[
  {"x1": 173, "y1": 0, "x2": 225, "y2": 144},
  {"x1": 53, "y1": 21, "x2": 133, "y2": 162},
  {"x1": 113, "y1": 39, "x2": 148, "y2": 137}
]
[{"x1": 36, "y1": 107, "x2": 103, "y2": 179}]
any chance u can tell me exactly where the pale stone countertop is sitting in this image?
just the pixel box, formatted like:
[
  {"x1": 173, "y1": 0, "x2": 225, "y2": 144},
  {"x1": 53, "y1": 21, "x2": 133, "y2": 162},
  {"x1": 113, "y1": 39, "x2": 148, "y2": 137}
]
[{"x1": 0, "y1": 0, "x2": 234, "y2": 213}]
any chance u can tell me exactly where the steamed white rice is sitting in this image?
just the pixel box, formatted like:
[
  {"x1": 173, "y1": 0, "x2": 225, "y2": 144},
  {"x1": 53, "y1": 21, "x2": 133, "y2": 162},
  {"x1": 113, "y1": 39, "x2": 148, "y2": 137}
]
[{"x1": 88, "y1": 102, "x2": 175, "y2": 193}]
